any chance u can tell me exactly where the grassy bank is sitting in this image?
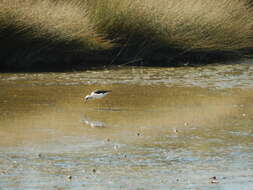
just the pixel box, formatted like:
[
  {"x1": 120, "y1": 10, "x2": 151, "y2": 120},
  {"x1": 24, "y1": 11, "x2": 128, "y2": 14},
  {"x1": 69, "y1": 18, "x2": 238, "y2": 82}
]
[
  {"x1": 0, "y1": 0, "x2": 112, "y2": 71},
  {"x1": 88, "y1": 0, "x2": 253, "y2": 65},
  {"x1": 0, "y1": 0, "x2": 253, "y2": 71}
]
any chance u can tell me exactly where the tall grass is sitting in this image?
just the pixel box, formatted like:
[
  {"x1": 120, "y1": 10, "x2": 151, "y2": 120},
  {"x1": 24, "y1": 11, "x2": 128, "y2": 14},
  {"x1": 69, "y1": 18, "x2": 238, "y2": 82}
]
[
  {"x1": 89, "y1": 0, "x2": 253, "y2": 64},
  {"x1": 1, "y1": 0, "x2": 253, "y2": 70},
  {"x1": 0, "y1": 0, "x2": 112, "y2": 70}
]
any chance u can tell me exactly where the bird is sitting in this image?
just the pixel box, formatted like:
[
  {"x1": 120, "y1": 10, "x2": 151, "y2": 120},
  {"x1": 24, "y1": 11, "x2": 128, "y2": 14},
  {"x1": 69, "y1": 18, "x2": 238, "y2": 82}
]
[{"x1": 85, "y1": 90, "x2": 112, "y2": 102}]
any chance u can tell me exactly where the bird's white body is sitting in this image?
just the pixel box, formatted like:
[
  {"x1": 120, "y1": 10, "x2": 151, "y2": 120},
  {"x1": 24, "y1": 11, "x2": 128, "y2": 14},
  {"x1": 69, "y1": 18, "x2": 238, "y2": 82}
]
[
  {"x1": 88, "y1": 91, "x2": 109, "y2": 99},
  {"x1": 85, "y1": 90, "x2": 111, "y2": 101}
]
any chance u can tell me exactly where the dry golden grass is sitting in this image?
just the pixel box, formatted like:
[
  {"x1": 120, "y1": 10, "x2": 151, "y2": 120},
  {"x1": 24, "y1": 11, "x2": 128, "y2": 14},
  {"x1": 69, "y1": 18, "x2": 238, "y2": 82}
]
[
  {"x1": 0, "y1": 0, "x2": 113, "y2": 70},
  {"x1": 0, "y1": 0, "x2": 111, "y2": 51},
  {"x1": 1, "y1": 0, "x2": 253, "y2": 70},
  {"x1": 90, "y1": 0, "x2": 253, "y2": 52}
]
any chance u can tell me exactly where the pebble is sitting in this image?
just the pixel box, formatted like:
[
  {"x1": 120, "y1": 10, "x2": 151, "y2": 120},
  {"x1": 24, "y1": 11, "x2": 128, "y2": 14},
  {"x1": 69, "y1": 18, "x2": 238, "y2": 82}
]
[
  {"x1": 0, "y1": 170, "x2": 7, "y2": 175},
  {"x1": 173, "y1": 129, "x2": 179, "y2": 133},
  {"x1": 210, "y1": 180, "x2": 219, "y2": 184},
  {"x1": 209, "y1": 176, "x2": 219, "y2": 184},
  {"x1": 114, "y1": 145, "x2": 119, "y2": 150},
  {"x1": 67, "y1": 175, "x2": 72, "y2": 180}
]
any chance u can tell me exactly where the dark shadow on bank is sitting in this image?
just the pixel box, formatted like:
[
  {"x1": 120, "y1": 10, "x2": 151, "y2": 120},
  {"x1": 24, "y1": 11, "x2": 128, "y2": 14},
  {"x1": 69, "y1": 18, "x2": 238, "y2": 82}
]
[{"x1": 0, "y1": 31, "x2": 252, "y2": 72}]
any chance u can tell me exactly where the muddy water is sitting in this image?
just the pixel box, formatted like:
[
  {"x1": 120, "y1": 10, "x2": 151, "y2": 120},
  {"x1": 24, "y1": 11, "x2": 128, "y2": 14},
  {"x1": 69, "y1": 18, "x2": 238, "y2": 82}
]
[{"x1": 0, "y1": 61, "x2": 253, "y2": 189}]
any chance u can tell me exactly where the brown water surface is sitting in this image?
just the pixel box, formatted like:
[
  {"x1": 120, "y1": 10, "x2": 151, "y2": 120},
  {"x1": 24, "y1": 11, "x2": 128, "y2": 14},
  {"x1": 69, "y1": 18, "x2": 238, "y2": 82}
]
[{"x1": 0, "y1": 62, "x2": 253, "y2": 189}]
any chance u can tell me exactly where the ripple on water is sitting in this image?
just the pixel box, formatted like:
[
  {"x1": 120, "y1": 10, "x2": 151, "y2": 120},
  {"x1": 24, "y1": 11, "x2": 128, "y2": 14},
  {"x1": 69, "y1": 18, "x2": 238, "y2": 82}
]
[{"x1": 0, "y1": 61, "x2": 253, "y2": 89}]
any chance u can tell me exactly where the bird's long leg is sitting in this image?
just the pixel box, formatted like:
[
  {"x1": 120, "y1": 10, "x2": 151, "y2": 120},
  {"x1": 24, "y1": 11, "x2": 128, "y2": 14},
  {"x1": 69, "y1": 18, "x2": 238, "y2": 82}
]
[
  {"x1": 97, "y1": 103, "x2": 101, "y2": 111},
  {"x1": 105, "y1": 100, "x2": 110, "y2": 110}
]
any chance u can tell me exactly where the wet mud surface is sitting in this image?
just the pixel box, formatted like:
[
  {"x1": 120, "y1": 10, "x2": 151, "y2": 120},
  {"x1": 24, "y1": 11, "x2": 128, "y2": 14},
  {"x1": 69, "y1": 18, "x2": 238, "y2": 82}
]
[{"x1": 0, "y1": 62, "x2": 253, "y2": 189}]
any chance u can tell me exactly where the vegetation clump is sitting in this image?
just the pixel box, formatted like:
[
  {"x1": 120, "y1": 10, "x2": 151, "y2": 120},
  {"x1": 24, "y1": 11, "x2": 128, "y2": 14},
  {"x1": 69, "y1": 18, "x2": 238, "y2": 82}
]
[
  {"x1": 0, "y1": 0, "x2": 111, "y2": 71},
  {"x1": 1, "y1": 0, "x2": 253, "y2": 71},
  {"x1": 89, "y1": 0, "x2": 253, "y2": 64}
]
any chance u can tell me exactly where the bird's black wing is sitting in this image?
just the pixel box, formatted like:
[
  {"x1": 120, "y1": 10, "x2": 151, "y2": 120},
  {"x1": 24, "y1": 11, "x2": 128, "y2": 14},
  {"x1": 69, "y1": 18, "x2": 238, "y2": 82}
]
[{"x1": 94, "y1": 90, "x2": 112, "y2": 94}]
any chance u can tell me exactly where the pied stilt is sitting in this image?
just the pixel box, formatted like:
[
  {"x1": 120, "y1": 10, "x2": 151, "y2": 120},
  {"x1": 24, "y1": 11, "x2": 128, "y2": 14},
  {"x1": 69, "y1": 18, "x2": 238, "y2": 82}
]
[{"x1": 85, "y1": 90, "x2": 112, "y2": 102}]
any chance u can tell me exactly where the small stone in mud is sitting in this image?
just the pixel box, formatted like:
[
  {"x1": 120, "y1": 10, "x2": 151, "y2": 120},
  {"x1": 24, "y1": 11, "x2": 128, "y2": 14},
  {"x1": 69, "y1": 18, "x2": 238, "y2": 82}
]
[
  {"x1": 67, "y1": 175, "x2": 72, "y2": 180},
  {"x1": 210, "y1": 180, "x2": 219, "y2": 184},
  {"x1": 92, "y1": 169, "x2": 96, "y2": 173},
  {"x1": 12, "y1": 162, "x2": 18, "y2": 168},
  {"x1": 209, "y1": 176, "x2": 219, "y2": 184},
  {"x1": 0, "y1": 170, "x2": 7, "y2": 175},
  {"x1": 173, "y1": 129, "x2": 179, "y2": 133},
  {"x1": 114, "y1": 145, "x2": 119, "y2": 150}
]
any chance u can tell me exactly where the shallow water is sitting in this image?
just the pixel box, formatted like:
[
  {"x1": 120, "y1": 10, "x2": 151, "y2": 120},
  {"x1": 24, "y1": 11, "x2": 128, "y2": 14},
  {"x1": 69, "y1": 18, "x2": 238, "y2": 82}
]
[{"x1": 0, "y1": 61, "x2": 253, "y2": 189}]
